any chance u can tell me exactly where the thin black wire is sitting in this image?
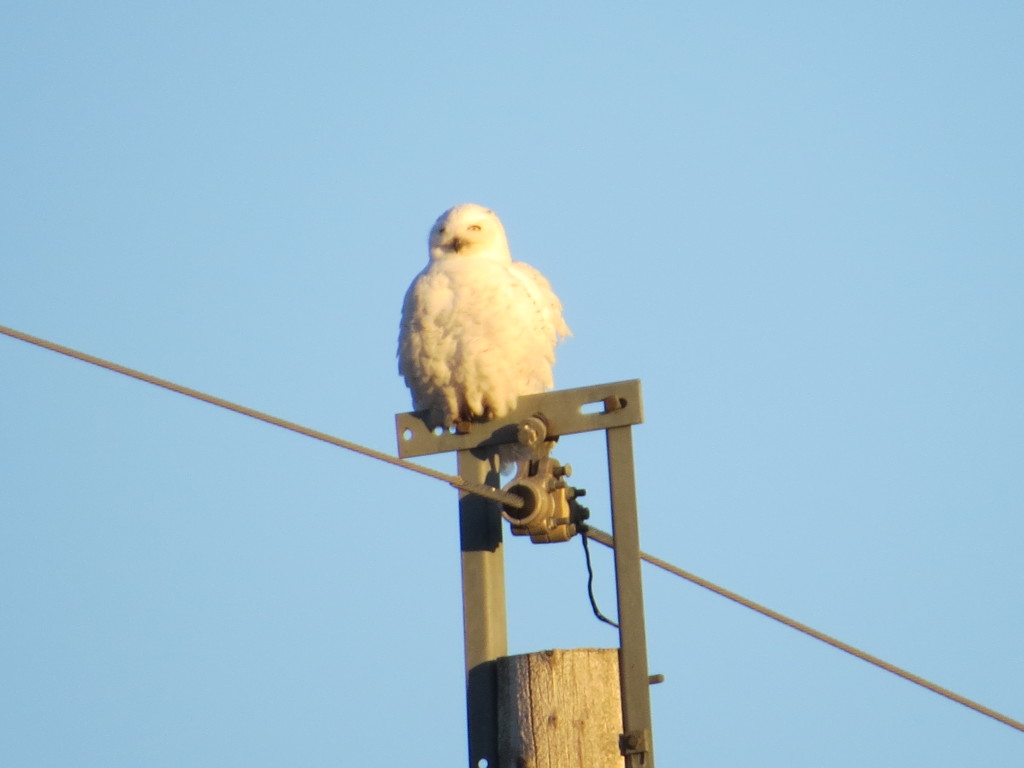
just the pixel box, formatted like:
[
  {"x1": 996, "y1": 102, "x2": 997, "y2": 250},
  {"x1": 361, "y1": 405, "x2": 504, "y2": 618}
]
[
  {"x1": 3, "y1": 323, "x2": 1022, "y2": 735},
  {"x1": 579, "y1": 525, "x2": 619, "y2": 629}
]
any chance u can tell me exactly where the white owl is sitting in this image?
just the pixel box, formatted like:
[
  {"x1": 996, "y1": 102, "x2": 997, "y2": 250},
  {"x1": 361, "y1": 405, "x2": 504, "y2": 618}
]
[{"x1": 398, "y1": 203, "x2": 570, "y2": 432}]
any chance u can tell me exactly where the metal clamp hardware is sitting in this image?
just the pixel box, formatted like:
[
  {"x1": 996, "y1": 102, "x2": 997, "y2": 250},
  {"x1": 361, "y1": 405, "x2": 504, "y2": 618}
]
[
  {"x1": 619, "y1": 728, "x2": 651, "y2": 757},
  {"x1": 497, "y1": 414, "x2": 589, "y2": 543},
  {"x1": 500, "y1": 454, "x2": 588, "y2": 543}
]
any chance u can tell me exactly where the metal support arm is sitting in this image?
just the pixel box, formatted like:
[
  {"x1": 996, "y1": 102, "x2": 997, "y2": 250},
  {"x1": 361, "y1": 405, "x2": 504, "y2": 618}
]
[{"x1": 395, "y1": 380, "x2": 653, "y2": 768}]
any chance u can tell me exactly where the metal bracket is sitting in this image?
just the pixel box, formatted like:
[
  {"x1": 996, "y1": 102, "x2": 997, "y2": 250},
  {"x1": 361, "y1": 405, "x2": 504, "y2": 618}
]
[
  {"x1": 395, "y1": 380, "x2": 643, "y2": 458},
  {"x1": 619, "y1": 728, "x2": 651, "y2": 758},
  {"x1": 393, "y1": 380, "x2": 653, "y2": 768}
]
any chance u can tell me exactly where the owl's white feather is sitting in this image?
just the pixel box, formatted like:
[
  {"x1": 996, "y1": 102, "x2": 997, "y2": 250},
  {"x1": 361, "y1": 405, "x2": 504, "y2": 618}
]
[{"x1": 398, "y1": 203, "x2": 570, "y2": 432}]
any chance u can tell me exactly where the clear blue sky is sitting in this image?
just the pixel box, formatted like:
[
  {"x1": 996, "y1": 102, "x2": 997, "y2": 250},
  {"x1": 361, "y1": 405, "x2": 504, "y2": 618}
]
[{"x1": 2, "y1": 3, "x2": 1022, "y2": 766}]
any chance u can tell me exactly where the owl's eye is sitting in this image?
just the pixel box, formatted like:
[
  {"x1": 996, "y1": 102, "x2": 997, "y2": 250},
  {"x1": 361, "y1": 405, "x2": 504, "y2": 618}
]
[{"x1": 467, "y1": 224, "x2": 482, "y2": 231}]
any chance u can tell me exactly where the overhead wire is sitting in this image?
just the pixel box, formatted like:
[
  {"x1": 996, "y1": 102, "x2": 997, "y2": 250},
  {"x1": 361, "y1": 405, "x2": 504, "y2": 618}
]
[
  {"x1": 584, "y1": 526, "x2": 1024, "y2": 734},
  {"x1": 0, "y1": 324, "x2": 521, "y2": 509},
  {"x1": 3, "y1": 322, "x2": 1021, "y2": 735}
]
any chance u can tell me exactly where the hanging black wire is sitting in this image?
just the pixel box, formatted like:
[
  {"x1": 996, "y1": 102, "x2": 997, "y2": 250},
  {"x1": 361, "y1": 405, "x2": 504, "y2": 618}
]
[{"x1": 579, "y1": 524, "x2": 619, "y2": 629}]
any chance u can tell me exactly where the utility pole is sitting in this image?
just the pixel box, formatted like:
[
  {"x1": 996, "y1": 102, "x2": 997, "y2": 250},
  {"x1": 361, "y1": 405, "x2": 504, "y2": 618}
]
[{"x1": 397, "y1": 380, "x2": 655, "y2": 768}]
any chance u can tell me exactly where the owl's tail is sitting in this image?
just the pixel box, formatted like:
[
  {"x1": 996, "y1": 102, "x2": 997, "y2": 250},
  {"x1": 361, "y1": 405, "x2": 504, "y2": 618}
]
[{"x1": 496, "y1": 442, "x2": 531, "y2": 475}]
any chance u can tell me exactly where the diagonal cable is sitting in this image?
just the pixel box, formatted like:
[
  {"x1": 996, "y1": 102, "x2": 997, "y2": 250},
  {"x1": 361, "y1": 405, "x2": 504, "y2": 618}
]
[
  {"x1": 584, "y1": 526, "x2": 1024, "y2": 734},
  {"x1": 0, "y1": 324, "x2": 520, "y2": 508},
  {"x1": 3, "y1": 323, "x2": 1020, "y2": 734}
]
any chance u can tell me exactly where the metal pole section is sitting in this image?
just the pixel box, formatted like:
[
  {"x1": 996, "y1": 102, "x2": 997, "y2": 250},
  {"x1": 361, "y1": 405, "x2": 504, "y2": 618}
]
[
  {"x1": 458, "y1": 449, "x2": 508, "y2": 768},
  {"x1": 606, "y1": 425, "x2": 655, "y2": 767}
]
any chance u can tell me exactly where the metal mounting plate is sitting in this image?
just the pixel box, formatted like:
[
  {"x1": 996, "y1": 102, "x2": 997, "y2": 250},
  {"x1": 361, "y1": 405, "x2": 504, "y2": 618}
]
[{"x1": 395, "y1": 380, "x2": 644, "y2": 458}]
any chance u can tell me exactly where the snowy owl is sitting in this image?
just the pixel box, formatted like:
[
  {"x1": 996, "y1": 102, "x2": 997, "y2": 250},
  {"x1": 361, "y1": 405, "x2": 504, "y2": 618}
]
[{"x1": 398, "y1": 203, "x2": 570, "y2": 433}]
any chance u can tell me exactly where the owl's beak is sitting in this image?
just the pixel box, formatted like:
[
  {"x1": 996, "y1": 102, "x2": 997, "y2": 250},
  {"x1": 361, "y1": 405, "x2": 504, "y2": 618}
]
[{"x1": 449, "y1": 237, "x2": 466, "y2": 252}]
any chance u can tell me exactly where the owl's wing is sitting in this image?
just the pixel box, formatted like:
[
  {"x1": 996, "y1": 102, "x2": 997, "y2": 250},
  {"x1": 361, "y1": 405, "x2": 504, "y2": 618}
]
[
  {"x1": 508, "y1": 261, "x2": 571, "y2": 347},
  {"x1": 397, "y1": 268, "x2": 459, "y2": 419}
]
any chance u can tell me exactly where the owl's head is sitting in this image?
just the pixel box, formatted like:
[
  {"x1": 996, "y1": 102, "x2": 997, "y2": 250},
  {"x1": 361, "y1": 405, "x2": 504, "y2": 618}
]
[{"x1": 428, "y1": 203, "x2": 511, "y2": 262}]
